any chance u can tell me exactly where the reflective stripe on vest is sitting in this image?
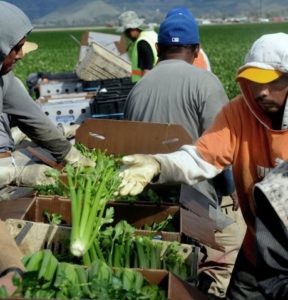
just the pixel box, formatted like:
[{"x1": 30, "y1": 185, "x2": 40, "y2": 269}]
[
  {"x1": 131, "y1": 69, "x2": 145, "y2": 76},
  {"x1": 131, "y1": 31, "x2": 158, "y2": 82}
]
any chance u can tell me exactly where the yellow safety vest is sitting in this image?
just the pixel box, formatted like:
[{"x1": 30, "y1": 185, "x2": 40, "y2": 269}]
[{"x1": 131, "y1": 31, "x2": 158, "y2": 82}]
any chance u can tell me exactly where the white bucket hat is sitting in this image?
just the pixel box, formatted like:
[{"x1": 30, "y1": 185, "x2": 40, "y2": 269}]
[
  {"x1": 117, "y1": 11, "x2": 145, "y2": 32},
  {"x1": 237, "y1": 32, "x2": 288, "y2": 83}
]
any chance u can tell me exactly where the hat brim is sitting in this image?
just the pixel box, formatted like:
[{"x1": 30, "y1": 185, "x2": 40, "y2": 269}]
[
  {"x1": 22, "y1": 41, "x2": 38, "y2": 55},
  {"x1": 237, "y1": 67, "x2": 282, "y2": 83}
]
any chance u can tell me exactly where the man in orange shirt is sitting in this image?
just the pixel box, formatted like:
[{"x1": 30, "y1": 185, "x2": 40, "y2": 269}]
[{"x1": 118, "y1": 32, "x2": 288, "y2": 299}]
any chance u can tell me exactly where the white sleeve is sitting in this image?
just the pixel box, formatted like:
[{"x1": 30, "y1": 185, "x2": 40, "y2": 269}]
[{"x1": 153, "y1": 145, "x2": 222, "y2": 185}]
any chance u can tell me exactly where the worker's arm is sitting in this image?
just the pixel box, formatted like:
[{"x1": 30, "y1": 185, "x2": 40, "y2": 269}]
[
  {"x1": 0, "y1": 220, "x2": 24, "y2": 294},
  {"x1": 137, "y1": 40, "x2": 154, "y2": 71},
  {"x1": 154, "y1": 104, "x2": 237, "y2": 185},
  {"x1": 119, "y1": 102, "x2": 238, "y2": 196},
  {"x1": 2, "y1": 73, "x2": 71, "y2": 162}
]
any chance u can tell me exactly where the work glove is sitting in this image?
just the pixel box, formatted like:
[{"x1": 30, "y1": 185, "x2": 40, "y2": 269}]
[
  {"x1": 57, "y1": 124, "x2": 80, "y2": 139},
  {"x1": 63, "y1": 146, "x2": 96, "y2": 168},
  {"x1": 119, "y1": 154, "x2": 161, "y2": 196},
  {"x1": 18, "y1": 164, "x2": 57, "y2": 186},
  {"x1": 10, "y1": 127, "x2": 27, "y2": 145}
]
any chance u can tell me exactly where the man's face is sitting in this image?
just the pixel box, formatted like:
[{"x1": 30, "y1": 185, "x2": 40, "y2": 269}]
[
  {"x1": 250, "y1": 76, "x2": 288, "y2": 114},
  {"x1": 124, "y1": 28, "x2": 140, "y2": 41},
  {"x1": 0, "y1": 37, "x2": 26, "y2": 75}
]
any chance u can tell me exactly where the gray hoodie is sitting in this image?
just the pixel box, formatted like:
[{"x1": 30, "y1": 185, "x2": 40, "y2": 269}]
[
  {"x1": 0, "y1": 1, "x2": 32, "y2": 69},
  {"x1": 0, "y1": 1, "x2": 71, "y2": 161}
]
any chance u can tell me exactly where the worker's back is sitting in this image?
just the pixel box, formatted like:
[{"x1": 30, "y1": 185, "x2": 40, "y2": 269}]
[{"x1": 124, "y1": 59, "x2": 227, "y2": 140}]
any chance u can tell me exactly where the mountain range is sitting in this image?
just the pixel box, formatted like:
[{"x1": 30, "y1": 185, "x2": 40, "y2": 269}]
[{"x1": 5, "y1": 0, "x2": 288, "y2": 27}]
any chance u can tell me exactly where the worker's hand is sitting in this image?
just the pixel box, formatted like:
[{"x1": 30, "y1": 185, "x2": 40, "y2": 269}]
[
  {"x1": 0, "y1": 272, "x2": 18, "y2": 296},
  {"x1": 119, "y1": 154, "x2": 160, "y2": 196},
  {"x1": 57, "y1": 124, "x2": 80, "y2": 139},
  {"x1": 10, "y1": 127, "x2": 27, "y2": 145},
  {"x1": 19, "y1": 164, "x2": 57, "y2": 186},
  {"x1": 63, "y1": 146, "x2": 95, "y2": 168},
  {"x1": 230, "y1": 190, "x2": 239, "y2": 211}
]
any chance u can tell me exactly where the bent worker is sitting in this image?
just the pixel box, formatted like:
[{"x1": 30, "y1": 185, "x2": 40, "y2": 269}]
[
  {"x1": 0, "y1": 1, "x2": 95, "y2": 188},
  {"x1": 117, "y1": 11, "x2": 158, "y2": 82},
  {"x1": 119, "y1": 32, "x2": 288, "y2": 299}
]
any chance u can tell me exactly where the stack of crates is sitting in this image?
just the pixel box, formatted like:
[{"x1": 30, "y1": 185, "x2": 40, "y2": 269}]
[
  {"x1": 27, "y1": 72, "x2": 99, "y2": 126},
  {"x1": 87, "y1": 77, "x2": 135, "y2": 119}
]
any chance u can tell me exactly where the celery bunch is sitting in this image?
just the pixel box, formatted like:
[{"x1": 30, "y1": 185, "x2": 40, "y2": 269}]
[
  {"x1": 85, "y1": 221, "x2": 191, "y2": 280},
  {"x1": 66, "y1": 149, "x2": 120, "y2": 257},
  {"x1": 16, "y1": 251, "x2": 168, "y2": 300}
]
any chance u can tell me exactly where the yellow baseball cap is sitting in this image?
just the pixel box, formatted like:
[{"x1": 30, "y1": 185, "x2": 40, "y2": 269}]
[
  {"x1": 22, "y1": 41, "x2": 38, "y2": 55},
  {"x1": 237, "y1": 67, "x2": 283, "y2": 84}
]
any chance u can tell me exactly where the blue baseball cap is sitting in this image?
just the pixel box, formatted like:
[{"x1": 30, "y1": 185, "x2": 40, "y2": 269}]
[
  {"x1": 158, "y1": 14, "x2": 199, "y2": 45},
  {"x1": 165, "y1": 7, "x2": 193, "y2": 19}
]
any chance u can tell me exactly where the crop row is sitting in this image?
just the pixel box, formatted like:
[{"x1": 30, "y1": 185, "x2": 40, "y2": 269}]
[{"x1": 14, "y1": 22, "x2": 288, "y2": 99}]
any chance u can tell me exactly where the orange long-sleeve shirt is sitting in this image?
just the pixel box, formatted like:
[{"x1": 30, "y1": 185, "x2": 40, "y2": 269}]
[
  {"x1": 155, "y1": 79, "x2": 288, "y2": 263},
  {"x1": 195, "y1": 82, "x2": 288, "y2": 262}
]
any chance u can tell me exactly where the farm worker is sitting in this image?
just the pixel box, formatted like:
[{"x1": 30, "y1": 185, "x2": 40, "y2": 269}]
[
  {"x1": 117, "y1": 11, "x2": 158, "y2": 83},
  {"x1": 253, "y1": 160, "x2": 288, "y2": 299},
  {"x1": 119, "y1": 32, "x2": 288, "y2": 299},
  {"x1": 123, "y1": 10, "x2": 245, "y2": 299},
  {"x1": 165, "y1": 6, "x2": 211, "y2": 71},
  {"x1": 0, "y1": 1, "x2": 95, "y2": 188},
  {"x1": 0, "y1": 220, "x2": 24, "y2": 295}
]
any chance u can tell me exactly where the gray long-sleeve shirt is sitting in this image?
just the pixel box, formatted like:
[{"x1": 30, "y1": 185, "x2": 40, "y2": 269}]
[
  {"x1": 0, "y1": 1, "x2": 71, "y2": 162},
  {"x1": 0, "y1": 73, "x2": 71, "y2": 162}
]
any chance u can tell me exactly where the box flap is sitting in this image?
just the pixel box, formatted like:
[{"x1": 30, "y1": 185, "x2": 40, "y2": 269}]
[
  {"x1": 0, "y1": 197, "x2": 35, "y2": 221},
  {"x1": 168, "y1": 272, "x2": 209, "y2": 300},
  {"x1": 79, "y1": 31, "x2": 129, "y2": 63},
  {"x1": 180, "y1": 208, "x2": 224, "y2": 251},
  {"x1": 137, "y1": 269, "x2": 209, "y2": 300},
  {"x1": 76, "y1": 118, "x2": 193, "y2": 155}
]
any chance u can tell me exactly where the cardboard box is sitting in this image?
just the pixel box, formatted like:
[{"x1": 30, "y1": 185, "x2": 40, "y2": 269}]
[
  {"x1": 23, "y1": 195, "x2": 181, "y2": 242},
  {"x1": 0, "y1": 195, "x2": 35, "y2": 221},
  {"x1": 79, "y1": 31, "x2": 130, "y2": 63},
  {"x1": 75, "y1": 118, "x2": 193, "y2": 155},
  {"x1": 5, "y1": 217, "x2": 207, "y2": 300},
  {"x1": 134, "y1": 269, "x2": 209, "y2": 300},
  {"x1": 75, "y1": 119, "x2": 224, "y2": 251}
]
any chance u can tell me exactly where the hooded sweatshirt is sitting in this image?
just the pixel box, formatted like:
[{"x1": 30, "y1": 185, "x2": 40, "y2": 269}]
[
  {"x1": 154, "y1": 78, "x2": 288, "y2": 264},
  {"x1": 0, "y1": 1, "x2": 71, "y2": 161}
]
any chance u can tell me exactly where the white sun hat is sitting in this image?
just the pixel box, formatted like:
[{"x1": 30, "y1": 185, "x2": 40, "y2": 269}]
[
  {"x1": 237, "y1": 32, "x2": 288, "y2": 83},
  {"x1": 117, "y1": 11, "x2": 145, "y2": 32}
]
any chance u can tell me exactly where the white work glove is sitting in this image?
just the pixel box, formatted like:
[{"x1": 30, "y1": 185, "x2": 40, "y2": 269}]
[
  {"x1": 57, "y1": 124, "x2": 80, "y2": 139},
  {"x1": 18, "y1": 164, "x2": 56, "y2": 186},
  {"x1": 63, "y1": 146, "x2": 96, "y2": 168},
  {"x1": 119, "y1": 154, "x2": 161, "y2": 196},
  {"x1": 10, "y1": 127, "x2": 27, "y2": 145}
]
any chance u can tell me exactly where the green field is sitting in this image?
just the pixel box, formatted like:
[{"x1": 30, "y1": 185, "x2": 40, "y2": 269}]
[{"x1": 14, "y1": 22, "x2": 288, "y2": 99}]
